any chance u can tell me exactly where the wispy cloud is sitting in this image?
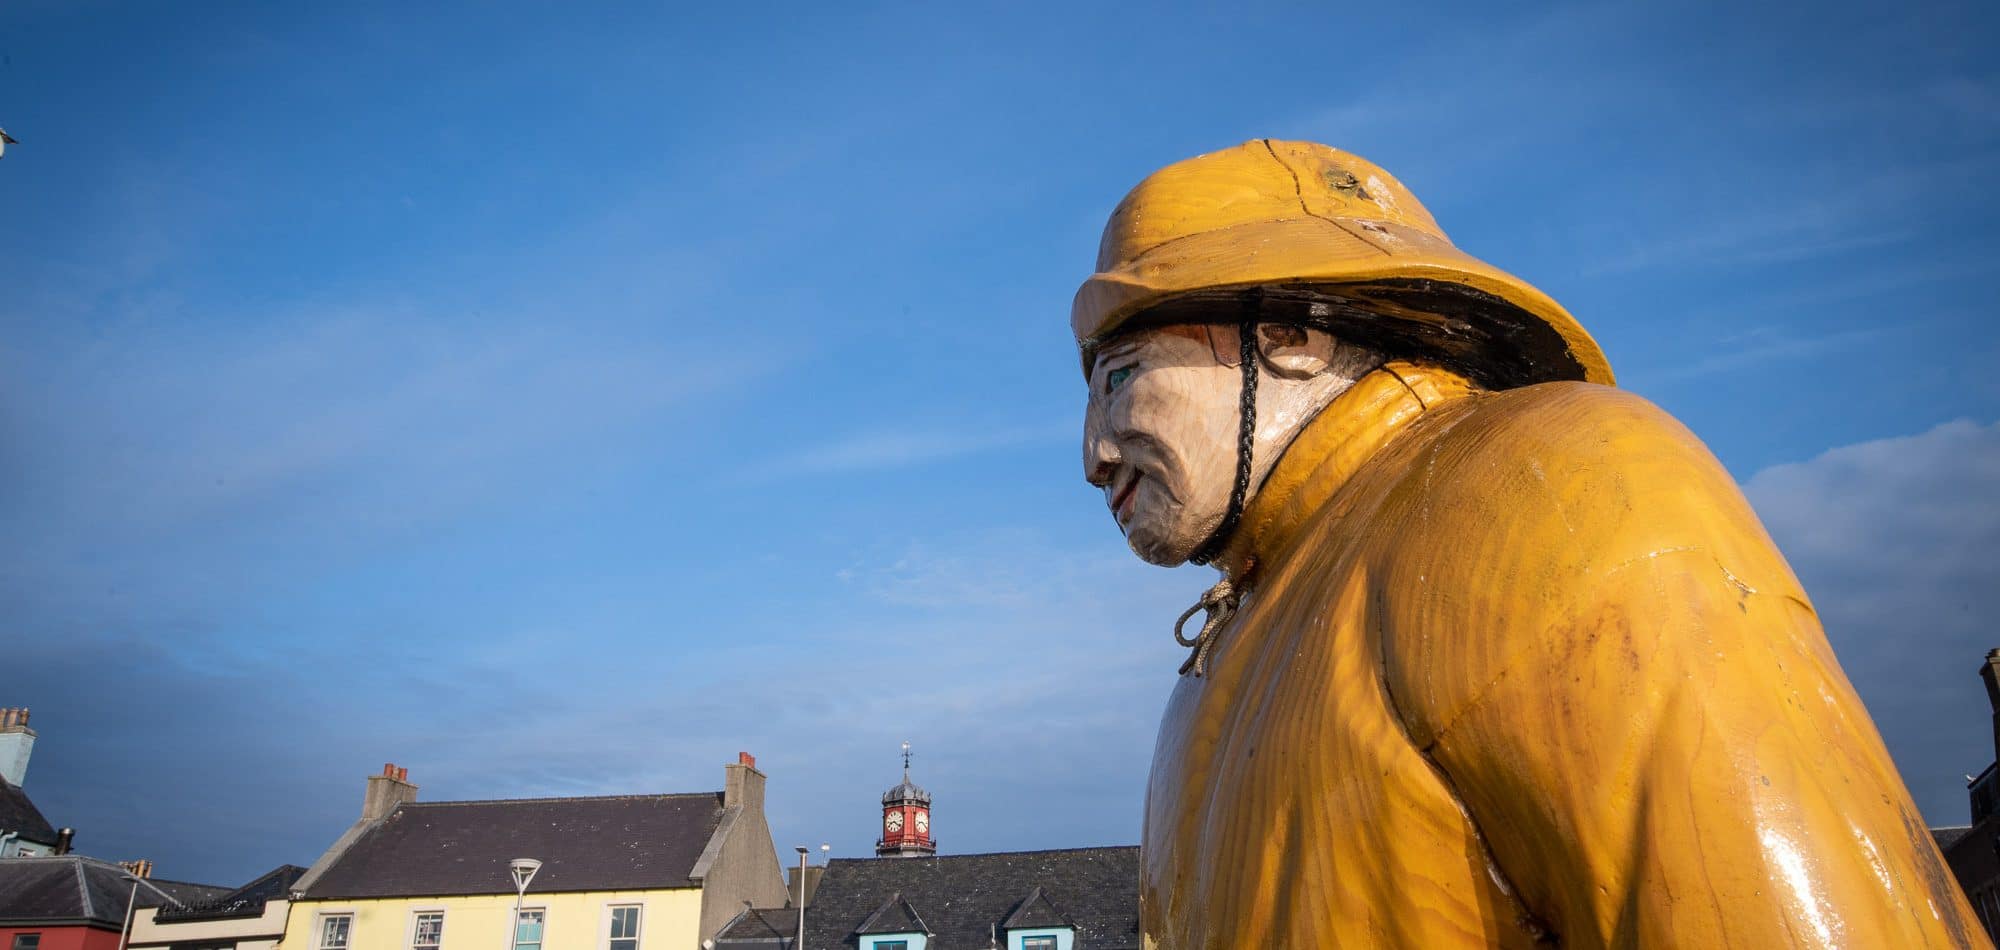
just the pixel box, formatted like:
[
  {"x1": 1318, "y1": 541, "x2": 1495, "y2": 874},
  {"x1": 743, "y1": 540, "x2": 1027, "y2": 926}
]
[
  {"x1": 763, "y1": 422, "x2": 1072, "y2": 477},
  {"x1": 1583, "y1": 199, "x2": 1915, "y2": 276},
  {"x1": 1629, "y1": 325, "x2": 1885, "y2": 385}
]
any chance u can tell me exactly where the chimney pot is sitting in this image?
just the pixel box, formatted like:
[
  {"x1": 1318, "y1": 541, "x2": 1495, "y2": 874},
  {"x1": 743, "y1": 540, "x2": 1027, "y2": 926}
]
[{"x1": 739, "y1": 751, "x2": 756, "y2": 768}]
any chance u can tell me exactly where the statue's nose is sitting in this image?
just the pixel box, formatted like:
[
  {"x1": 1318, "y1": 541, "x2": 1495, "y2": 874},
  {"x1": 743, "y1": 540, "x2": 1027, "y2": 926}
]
[{"x1": 1084, "y1": 428, "x2": 1120, "y2": 488}]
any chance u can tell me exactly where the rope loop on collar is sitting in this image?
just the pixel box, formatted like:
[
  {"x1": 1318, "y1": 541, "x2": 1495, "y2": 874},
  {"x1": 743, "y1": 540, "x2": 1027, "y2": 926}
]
[{"x1": 1174, "y1": 569, "x2": 1249, "y2": 677}]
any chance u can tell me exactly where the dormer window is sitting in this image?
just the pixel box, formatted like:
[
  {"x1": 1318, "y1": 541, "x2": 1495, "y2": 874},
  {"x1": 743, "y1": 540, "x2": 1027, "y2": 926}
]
[
  {"x1": 1002, "y1": 886, "x2": 1078, "y2": 950},
  {"x1": 857, "y1": 892, "x2": 931, "y2": 950}
]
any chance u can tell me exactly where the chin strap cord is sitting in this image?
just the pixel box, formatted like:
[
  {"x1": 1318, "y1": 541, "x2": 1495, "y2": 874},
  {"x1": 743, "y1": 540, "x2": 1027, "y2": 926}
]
[
  {"x1": 1177, "y1": 293, "x2": 1261, "y2": 676},
  {"x1": 1187, "y1": 298, "x2": 1260, "y2": 567}
]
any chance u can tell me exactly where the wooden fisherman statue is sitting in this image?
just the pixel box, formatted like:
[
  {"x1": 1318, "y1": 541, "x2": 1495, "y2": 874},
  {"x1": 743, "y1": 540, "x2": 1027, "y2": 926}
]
[{"x1": 1075, "y1": 140, "x2": 1985, "y2": 948}]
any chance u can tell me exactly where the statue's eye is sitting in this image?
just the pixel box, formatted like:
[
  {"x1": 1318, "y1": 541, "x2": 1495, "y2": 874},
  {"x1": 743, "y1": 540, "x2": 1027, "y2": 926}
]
[{"x1": 1105, "y1": 366, "x2": 1134, "y2": 395}]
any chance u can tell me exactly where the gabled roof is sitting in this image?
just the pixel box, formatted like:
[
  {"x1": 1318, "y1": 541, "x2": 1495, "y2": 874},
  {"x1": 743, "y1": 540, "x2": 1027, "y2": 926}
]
[
  {"x1": 799, "y1": 847, "x2": 1140, "y2": 950},
  {"x1": 715, "y1": 906, "x2": 799, "y2": 944},
  {"x1": 0, "y1": 856, "x2": 216, "y2": 928},
  {"x1": 300, "y1": 793, "x2": 727, "y2": 900},
  {"x1": 0, "y1": 778, "x2": 58, "y2": 845},
  {"x1": 1002, "y1": 885, "x2": 1073, "y2": 930},
  {"x1": 857, "y1": 893, "x2": 929, "y2": 935}
]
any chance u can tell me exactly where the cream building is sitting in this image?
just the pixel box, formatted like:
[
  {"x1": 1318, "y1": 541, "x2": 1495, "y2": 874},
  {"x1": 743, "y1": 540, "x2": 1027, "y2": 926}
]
[
  {"x1": 128, "y1": 864, "x2": 304, "y2": 950},
  {"x1": 279, "y1": 756, "x2": 787, "y2": 950}
]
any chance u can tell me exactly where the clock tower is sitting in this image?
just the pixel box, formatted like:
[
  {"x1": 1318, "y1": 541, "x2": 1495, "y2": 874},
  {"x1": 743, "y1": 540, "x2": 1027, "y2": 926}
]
[{"x1": 876, "y1": 741, "x2": 935, "y2": 857}]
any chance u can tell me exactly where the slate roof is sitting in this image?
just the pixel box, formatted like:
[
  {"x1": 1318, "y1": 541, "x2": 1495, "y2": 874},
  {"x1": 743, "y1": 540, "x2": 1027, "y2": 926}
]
[
  {"x1": 154, "y1": 864, "x2": 306, "y2": 922},
  {"x1": 715, "y1": 906, "x2": 800, "y2": 945},
  {"x1": 1934, "y1": 825, "x2": 1975, "y2": 852},
  {"x1": 0, "y1": 856, "x2": 217, "y2": 928},
  {"x1": 857, "y1": 894, "x2": 930, "y2": 935},
  {"x1": 0, "y1": 777, "x2": 58, "y2": 845},
  {"x1": 793, "y1": 847, "x2": 1139, "y2": 950},
  {"x1": 1001, "y1": 886, "x2": 1071, "y2": 930},
  {"x1": 141, "y1": 877, "x2": 234, "y2": 907},
  {"x1": 301, "y1": 792, "x2": 727, "y2": 899}
]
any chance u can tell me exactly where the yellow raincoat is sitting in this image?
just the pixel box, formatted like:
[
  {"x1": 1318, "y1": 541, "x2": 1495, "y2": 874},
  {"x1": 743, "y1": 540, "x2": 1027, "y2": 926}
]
[{"x1": 1139, "y1": 360, "x2": 1984, "y2": 948}]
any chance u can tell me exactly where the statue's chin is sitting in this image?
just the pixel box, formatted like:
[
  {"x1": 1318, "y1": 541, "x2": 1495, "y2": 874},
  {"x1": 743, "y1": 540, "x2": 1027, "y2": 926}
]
[{"x1": 1125, "y1": 513, "x2": 1214, "y2": 568}]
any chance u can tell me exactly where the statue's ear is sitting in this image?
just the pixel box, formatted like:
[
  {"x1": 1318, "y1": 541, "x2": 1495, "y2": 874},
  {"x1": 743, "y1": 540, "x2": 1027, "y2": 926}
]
[{"x1": 1256, "y1": 324, "x2": 1337, "y2": 379}]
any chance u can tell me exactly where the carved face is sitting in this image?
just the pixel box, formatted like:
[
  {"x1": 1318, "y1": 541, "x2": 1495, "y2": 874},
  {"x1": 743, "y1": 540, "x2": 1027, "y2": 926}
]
[
  {"x1": 1082, "y1": 327, "x2": 1244, "y2": 565},
  {"x1": 1082, "y1": 323, "x2": 1378, "y2": 566}
]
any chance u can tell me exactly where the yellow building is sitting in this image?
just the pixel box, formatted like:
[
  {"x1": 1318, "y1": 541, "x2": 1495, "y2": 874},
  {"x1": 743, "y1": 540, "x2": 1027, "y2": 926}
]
[{"x1": 279, "y1": 756, "x2": 787, "y2": 950}]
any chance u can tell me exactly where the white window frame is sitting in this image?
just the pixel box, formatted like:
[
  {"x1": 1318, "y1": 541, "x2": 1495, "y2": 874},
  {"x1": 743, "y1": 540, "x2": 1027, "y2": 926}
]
[
  {"x1": 514, "y1": 905, "x2": 548, "y2": 950},
  {"x1": 861, "y1": 936, "x2": 928, "y2": 950},
  {"x1": 605, "y1": 903, "x2": 643, "y2": 950},
  {"x1": 316, "y1": 912, "x2": 354, "y2": 950},
  {"x1": 1007, "y1": 929, "x2": 1072, "y2": 950},
  {"x1": 408, "y1": 908, "x2": 446, "y2": 950}
]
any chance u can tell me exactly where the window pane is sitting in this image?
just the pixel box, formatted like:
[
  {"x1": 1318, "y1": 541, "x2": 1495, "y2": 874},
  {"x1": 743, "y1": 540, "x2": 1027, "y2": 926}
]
[
  {"x1": 321, "y1": 915, "x2": 352, "y2": 950},
  {"x1": 1024, "y1": 937, "x2": 1059, "y2": 950},
  {"x1": 12, "y1": 936, "x2": 42, "y2": 950},
  {"x1": 412, "y1": 911, "x2": 444, "y2": 949},
  {"x1": 516, "y1": 908, "x2": 545, "y2": 950},
  {"x1": 878, "y1": 942, "x2": 908, "y2": 950},
  {"x1": 609, "y1": 904, "x2": 641, "y2": 950}
]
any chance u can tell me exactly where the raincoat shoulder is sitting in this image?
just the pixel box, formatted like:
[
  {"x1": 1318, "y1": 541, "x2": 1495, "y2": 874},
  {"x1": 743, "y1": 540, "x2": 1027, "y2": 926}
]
[{"x1": 1348, "y1": 381, "x2": 1980, "y2": 948}]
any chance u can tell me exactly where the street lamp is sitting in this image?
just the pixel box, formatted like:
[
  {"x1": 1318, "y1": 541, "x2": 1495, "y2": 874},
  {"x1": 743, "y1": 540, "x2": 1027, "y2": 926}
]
[
  {"x1": 507, "y1": 858, "x2": 542, "y2": 950},
  {"x1": 794, "y1": 843, "x2": 831, "y2": 947},
  {"x1": 795, "y1": 847, "x2": 808, "y2": 944},
  {"x1": 115, "y1": 872, "x2": 141, "y2": 950}
]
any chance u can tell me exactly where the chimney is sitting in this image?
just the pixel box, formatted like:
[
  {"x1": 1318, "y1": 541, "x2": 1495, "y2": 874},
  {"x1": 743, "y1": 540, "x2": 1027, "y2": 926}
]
[
  {"x1": 723, "y1": 751, "x2": 765, "y2": 814},
  {"x1": 0, "y1": 707, "x2": 35, "y2": 787},
  {"x1": 362, "y1": 763, "x2": 419, "y2": 822},
  {"x1": 118, "y1": 859, "x2": 153, "y2": 879},
  {"x1": 787, "y1": 865, "x2": 826, "y2": 907},
  {"x1": 54, "y1": 828, "x2": 73, "y2": 855}
]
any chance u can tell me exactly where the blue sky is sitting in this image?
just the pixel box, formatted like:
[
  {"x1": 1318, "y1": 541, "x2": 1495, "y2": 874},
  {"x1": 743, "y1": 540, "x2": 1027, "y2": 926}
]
[{"x1": 2, "y1": 1, "x2": 1996, "y2": 887}]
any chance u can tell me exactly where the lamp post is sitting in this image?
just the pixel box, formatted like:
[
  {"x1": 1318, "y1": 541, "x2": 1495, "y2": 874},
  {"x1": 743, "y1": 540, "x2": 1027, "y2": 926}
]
[
  {"x1": 507, "y1": 858, "x2": 542, "y2": 950},
  {"x1": 795, "y1": 846, "x2": 808, "y2": 946},
  {"x1": 115, "y1": 873, "x2": 141, "y2": 950}
]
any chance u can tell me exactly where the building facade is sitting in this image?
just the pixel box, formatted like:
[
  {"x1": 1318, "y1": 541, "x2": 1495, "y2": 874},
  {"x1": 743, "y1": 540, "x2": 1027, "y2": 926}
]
[
  {"x1": 1942, "y1": 649, "x2": 2000, "y2": 942},
  {"x1": 279, "y1": 754, "x2": 787, "y2": 949},
  {"x1": 127, "y1": 864, "x2": 304, "y2": 950}
]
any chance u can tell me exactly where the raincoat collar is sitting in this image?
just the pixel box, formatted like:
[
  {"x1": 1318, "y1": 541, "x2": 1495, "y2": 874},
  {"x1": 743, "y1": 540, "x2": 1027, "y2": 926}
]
[{"x1": 1217, "y1": 360, "x2": 1478, "y2": 579}]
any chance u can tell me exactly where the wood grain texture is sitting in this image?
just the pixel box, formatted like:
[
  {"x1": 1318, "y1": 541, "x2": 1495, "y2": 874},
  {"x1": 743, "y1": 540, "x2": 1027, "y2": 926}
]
[{"x1": 1142, "y1": 363, "x2": 1986, "y2": 949}]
